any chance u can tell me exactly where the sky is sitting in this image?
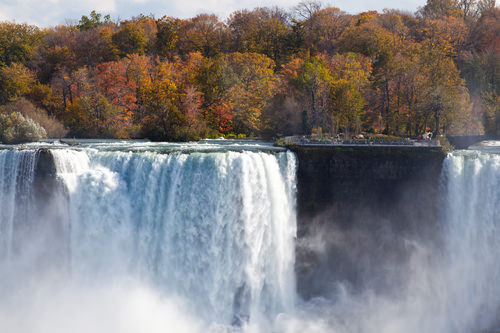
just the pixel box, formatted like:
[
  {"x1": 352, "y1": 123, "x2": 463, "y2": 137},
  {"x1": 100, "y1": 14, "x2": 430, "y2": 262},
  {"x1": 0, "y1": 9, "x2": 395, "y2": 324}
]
[{"x1": 0, "y1": 0, "x2": 426, "y2": 27}]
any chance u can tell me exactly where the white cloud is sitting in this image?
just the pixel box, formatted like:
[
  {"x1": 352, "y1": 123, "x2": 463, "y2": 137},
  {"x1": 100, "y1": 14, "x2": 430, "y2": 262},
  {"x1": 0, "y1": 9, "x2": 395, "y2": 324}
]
[{"x1": 0, "y1": 0, "x2": 426, "y2": 26}]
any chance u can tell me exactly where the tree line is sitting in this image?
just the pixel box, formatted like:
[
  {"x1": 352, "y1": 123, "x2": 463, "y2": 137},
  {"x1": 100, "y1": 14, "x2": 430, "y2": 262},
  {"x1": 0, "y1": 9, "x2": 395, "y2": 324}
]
[{"x1": 0, "y1": 0, "x2": 498, "y2": 141}]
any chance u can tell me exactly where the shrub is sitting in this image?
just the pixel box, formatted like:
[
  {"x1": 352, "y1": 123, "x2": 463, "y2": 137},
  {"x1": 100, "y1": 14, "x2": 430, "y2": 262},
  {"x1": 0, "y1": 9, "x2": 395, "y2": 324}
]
[
  {"x1": 0, "y1": 98, "x2": 67, "y2": 138},
  {"x1": 0, "y1": 112, "x2": 47, "y2": 143}
]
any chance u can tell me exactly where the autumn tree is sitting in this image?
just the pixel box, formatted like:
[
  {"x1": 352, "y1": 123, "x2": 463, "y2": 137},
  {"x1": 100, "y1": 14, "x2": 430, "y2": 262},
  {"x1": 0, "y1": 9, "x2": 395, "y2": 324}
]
[
  {"x1": 138, "y1": 60, "x2": 186, "y2": 140},
  {"x1": 293, "y1": 1, "x2": 323, "y2": 21},
  {"x1": 389, "y1": 44, "x2": 426, "y2": 136},
  {"x1": 0, "y1": 63, "x2": 34, "y2": 105},
  {"x1": 0, "y1": 22, "x2": 43, "y2": 67},
  {"x1": 112, "y1": 21, "x2": 148, "y2": 57},
  {"x1": 418, "y1": 0, "x2": 463, "y2": 19},
  {"x1": 416, "y1": 34, "x2": 474, "y2": 135},
  {"x1": 33, "y1": 26, "x2": 79, "y2": 83},
  {"x1": 379, "y1": 10, "x2": 409, "y2": 48},
  {"x1": 72, "y1": 26, "x2": 119, "y2": 67},
  {"x1": 458, "y1": 7, "x2": 499, "y2": 135},
  {"x1": 155, "y1": 16, "x2": 181, "y2": 59},
  {"x1": 177, "y1": 14, "x2": 225, "y2": 57},
  {"x1": 227, "y1": 8, "x2": 292, "y2": 64},
  {"x1": 194, "y1": 56, "x2": 233, "y2": 133},
  {"x1": 283, "y1": 56, "x2": 333, "y2": 132},
  {"x1": 339, "y1": 12, "x2": 394, "y2": 69},
  {"x1": 301, "y1": 7, "x2": 350, "y2": 55},
  {"x1": 326, "y1": 53, "x2": 372, "y2": 136},
  {"x1": 96, "y1": 59, "x2": 138, "y2": 136},
  {"x1": 25, "y1": 82, "x2": 64, "y2": 121},
  {"x1": 58, "y1": 66, "x2": 122, "y2": 137},
  {"x1": 338, "y1": 12, "x2": 395, "y2": 133},
  {"x1": 220, "y1": 52, "x2": 279, "y2": 135}
]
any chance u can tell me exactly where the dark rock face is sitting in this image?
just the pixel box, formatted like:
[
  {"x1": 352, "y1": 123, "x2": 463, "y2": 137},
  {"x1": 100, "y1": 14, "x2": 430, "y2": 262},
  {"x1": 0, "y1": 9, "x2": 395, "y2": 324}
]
[
  {"x1": 289, "y1": 145, "x2": 446, "y2": 299},
  {"x1": 33, "y1": 149, "x2": 58, "y2": 200},
  {"x1": 31, "y1": 149, "x2": 69, "y2": 268}
]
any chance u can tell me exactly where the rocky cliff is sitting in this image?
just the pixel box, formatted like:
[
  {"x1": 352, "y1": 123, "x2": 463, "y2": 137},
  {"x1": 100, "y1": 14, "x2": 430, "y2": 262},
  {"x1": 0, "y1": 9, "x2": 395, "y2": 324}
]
[{"x1": 288, "y1": 145, "x2": 446, "y2": 299}]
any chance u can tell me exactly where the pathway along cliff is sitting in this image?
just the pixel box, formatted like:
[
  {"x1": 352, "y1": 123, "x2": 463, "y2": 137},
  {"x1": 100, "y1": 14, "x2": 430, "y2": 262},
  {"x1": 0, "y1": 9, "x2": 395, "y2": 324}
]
[{"x1": 0, "y1": 140, "x2": 499, "y2": 333}]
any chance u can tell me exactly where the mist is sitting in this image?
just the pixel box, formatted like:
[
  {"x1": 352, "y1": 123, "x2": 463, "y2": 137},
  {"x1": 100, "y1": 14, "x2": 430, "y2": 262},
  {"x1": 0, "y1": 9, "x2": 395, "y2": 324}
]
[{"x1": 291, "y1": 149, "x2": 500, "y2": 333}]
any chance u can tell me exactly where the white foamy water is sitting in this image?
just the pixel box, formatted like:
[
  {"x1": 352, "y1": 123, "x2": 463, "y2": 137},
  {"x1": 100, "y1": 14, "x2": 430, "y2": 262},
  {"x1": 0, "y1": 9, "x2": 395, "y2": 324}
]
[
  {"x1": 0, "y1": 142, "x2": 297, "y2": 332},
  {"x1": 439, "y1": 149, "x2": 500, "y2": 332},
  {"x1": 0, "y1": 150, "x2": 38, "y2": 262}
]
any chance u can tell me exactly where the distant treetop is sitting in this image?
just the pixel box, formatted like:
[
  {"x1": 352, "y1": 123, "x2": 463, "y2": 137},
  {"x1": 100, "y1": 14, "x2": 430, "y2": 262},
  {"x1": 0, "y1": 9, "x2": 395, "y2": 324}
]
[{"x1": 78, "y1": 10, "x2": 112, "y2": 31}]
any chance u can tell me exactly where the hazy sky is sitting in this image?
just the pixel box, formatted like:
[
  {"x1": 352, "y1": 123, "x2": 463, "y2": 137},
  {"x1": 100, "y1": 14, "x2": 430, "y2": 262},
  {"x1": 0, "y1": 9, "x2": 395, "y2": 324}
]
[{"x1": 0, "y1": 0, "x2": 426, "y2": 27}]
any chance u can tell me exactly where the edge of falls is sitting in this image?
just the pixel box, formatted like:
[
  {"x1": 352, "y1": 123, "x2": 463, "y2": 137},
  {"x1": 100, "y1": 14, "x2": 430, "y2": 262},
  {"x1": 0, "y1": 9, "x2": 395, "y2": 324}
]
[{"x1": 1, "y1": 147, "x2": 298, "y2": 328}]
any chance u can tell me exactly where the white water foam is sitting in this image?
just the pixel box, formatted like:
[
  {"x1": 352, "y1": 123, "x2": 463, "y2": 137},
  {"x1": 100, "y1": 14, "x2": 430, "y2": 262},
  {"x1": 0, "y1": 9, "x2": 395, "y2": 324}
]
[
  {"x1": 0, "y1": 150, "x2": 38, "y2": 263},
  {"x1": 6, "y1": 147, "x2": 297, "y2": 332}
]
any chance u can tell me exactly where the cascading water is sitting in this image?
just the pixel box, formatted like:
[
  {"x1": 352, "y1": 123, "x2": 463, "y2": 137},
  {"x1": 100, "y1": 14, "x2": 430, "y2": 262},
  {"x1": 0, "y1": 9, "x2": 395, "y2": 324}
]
[
  {"x1": 439, "y1": 148, "x2": 500, "y2": 332},
  {"x1": 1, "y1": 140, "x2": 500, "y2": 333},
  {"x1": 0, "y1": 141, "x2": 297, "y2": 332},
  {"x1": 0, "y1": 150, "x2": 38, "y2": 262}
]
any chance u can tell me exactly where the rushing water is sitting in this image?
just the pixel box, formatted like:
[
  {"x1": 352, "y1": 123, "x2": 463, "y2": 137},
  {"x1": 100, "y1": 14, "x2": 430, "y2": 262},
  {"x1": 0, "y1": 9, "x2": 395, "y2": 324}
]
[
  {"x1": 0, "y1": 141, "x2": 296, "y2": 332},
  {"x1": 439, "y1": 147, "x2": 500, "y2": 332},
  {"x1": 0, "y1": 150, "x2": 38, "y2": 262},
  {"x1": 0, "y1": 140, "x2": 499, "y2": 332}
]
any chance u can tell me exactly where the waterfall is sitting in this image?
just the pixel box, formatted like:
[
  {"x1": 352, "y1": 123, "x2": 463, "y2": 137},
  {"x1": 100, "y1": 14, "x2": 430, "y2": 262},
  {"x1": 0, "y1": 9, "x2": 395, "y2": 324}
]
[
  {"x1": 0, "y1": 145, "x2": 297, "y2": 331},
  {"x1": 2, "y1": 142, "x2": 500, "y2": 333},
  {"x1": 275, "y1": 148, "x2": 500, "y2": 333},
  {"x1": 0, "y1": 150, "x2": 38, "y2": 262},
  {"x1": 439, "y1": 150, "x2": 500, "y2": 332}
]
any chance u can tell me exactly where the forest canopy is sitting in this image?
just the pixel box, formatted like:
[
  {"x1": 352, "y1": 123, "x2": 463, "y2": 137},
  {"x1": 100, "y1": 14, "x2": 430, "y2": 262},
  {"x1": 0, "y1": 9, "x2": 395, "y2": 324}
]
[{"x1": 0, "y1": 1, "x2": 498, "y2": 141}]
